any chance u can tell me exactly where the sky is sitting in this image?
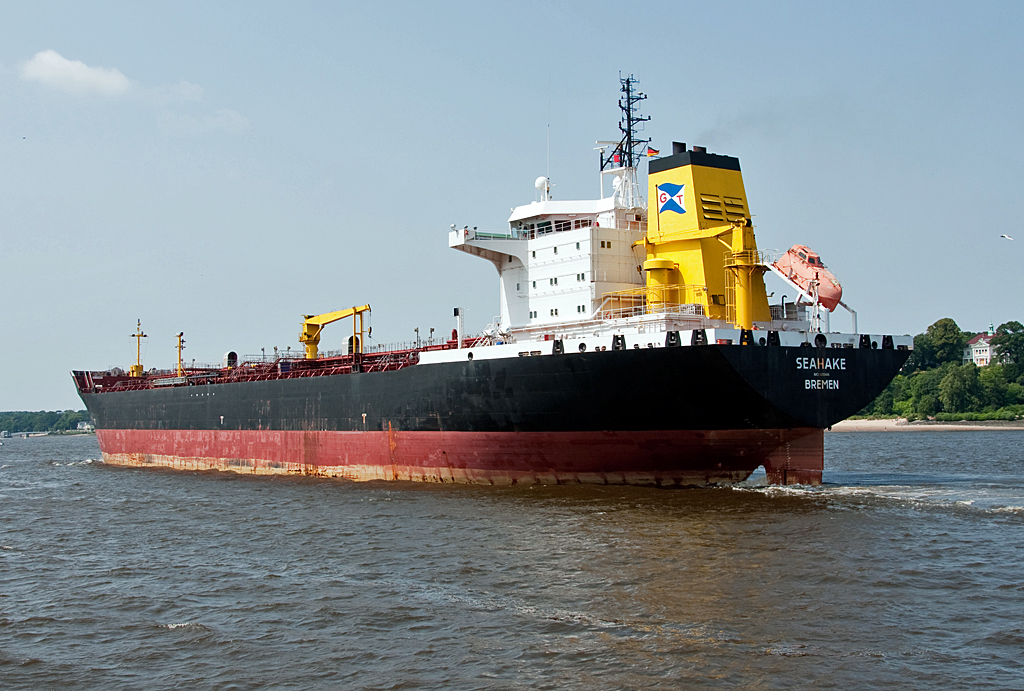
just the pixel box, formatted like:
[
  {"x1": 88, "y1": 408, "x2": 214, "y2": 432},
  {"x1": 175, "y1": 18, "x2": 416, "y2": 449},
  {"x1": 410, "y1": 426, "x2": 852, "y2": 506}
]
[{"x1": 1, "y1": 1, "x2": 1022, "y2": 410}]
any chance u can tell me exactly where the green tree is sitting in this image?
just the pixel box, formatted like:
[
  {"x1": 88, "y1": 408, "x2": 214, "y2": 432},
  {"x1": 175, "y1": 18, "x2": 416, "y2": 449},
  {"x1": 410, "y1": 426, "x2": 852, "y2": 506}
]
[
  {"x1": 909, "y1": 363, "x2": 951, "y2": 412},
  {"x1": 979, "y1": 365, "x2": 1010, "y2": 409},
  {"x1": 927, "y1": 318, "x2": 968, "y2": 366},
  {"x1": 1007, "y1": 382, "x2": 1024, "y2": 405},
  {"x1": 871, "y1": 388, "x2": 895, "y2": 415},
  {"x1": 939, "y1": 364, "x2": 983, "y2": 413},
  {"x1": 903, "y1": 332, "x2": 935, "y2": 371},
  {"x1": 51, "y1": 410, "x2": 88, "y2": 431},
  {"x1": 0, "y1": 410, "x2": 89, "y2": 433},
  {"x1": 992, "y1": 321, "x2": 1024, "y2": 365},
  {"x1": 902, "y1": 318, "x2": 967, "y2": 371}
]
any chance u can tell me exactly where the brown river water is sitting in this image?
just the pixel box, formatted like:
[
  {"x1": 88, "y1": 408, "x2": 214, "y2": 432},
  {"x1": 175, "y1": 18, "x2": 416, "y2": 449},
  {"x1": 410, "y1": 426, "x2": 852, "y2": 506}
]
[{"x1": 1, "y1": 433, "x2": 1023, "y2": 689}]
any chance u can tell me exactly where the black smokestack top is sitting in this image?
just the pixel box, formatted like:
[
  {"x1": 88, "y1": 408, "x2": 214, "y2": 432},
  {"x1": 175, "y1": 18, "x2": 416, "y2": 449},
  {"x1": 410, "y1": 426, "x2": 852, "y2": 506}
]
[{"x1": 672, "y1": 141, "x2": 686, "y2": 154}]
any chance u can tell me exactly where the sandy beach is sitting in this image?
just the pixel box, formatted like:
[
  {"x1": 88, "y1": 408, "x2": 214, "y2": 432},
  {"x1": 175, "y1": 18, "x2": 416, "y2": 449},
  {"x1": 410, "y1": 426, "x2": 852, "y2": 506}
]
[{"x1": 831, "y1": 418, "x2": 1024, "y2": 432}]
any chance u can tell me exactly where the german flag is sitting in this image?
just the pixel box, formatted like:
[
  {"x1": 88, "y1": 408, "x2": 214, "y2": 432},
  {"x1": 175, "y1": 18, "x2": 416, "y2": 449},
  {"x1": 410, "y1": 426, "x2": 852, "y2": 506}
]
[{"x1": 646, "y1": 147, "x2": 660, "y2": 156}]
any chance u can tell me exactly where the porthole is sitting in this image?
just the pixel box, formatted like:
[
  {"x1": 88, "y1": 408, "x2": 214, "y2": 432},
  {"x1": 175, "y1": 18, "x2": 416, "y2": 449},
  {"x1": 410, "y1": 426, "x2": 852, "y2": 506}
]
[
  {"x1": 579, "y1": 343, "x2": 587, "y2": 352},
  {"x1": 467, "y1": 351, "x2": 474, "y2": 360}
]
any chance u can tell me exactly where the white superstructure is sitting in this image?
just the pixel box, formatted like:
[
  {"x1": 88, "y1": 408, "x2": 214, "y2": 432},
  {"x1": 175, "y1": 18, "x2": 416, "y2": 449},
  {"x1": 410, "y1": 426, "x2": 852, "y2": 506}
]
[{"x1": 449, "y1": 176, "x2": 648, "y2": 333}]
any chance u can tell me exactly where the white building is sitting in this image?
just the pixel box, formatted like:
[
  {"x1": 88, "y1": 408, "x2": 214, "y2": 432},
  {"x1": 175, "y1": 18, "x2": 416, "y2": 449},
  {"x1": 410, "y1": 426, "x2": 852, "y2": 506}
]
[{"x1": 964, "y1": 326, "x2": 996, "y2": 366}]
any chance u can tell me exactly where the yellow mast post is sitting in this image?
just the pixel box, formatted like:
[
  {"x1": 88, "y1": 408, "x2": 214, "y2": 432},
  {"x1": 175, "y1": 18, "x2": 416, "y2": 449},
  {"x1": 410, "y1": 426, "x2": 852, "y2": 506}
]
[
  {"x1": 129, "y1": 320, "x2": 147, "y2": 377},
  {"x1": 176, "y1": 332, "x2": 186, "y2": 377},
  {"x1": 724, "y1": 219, "x2": 767, "y2": 332}
]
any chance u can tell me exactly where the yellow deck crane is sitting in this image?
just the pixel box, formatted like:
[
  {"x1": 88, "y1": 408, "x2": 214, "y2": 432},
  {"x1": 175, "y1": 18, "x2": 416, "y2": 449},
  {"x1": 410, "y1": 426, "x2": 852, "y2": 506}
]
[{"x1": 299, "y1": 305, "x2": 371, "y2": 360}]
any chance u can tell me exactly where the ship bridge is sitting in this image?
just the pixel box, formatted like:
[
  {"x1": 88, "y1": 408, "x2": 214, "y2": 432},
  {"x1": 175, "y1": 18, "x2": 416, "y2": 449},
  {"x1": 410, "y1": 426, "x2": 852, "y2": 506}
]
[{"x1": 449, "y1": 187, "x2": 647, "y2": 331}]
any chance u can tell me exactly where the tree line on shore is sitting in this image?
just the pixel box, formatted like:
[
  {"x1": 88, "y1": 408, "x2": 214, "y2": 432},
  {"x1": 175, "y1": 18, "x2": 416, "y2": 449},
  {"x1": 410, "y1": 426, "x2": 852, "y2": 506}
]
[
  {"x1": 859, "y1": 319, "x2": 1024, "y2": 420},
  {"x1": 0, "y1": 410, "x2": 90, "y2": 433}
]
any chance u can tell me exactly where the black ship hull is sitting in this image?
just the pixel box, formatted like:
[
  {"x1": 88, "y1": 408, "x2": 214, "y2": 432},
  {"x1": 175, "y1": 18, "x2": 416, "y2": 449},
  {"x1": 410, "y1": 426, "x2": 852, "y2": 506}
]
[{"x1": 78, "y1": 344, "x2": 908, "y2": 486}]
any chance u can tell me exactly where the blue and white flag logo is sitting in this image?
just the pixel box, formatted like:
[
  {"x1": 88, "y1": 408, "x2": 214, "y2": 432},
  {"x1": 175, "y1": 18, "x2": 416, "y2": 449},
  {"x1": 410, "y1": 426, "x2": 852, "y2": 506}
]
[{"x1": 657, "y1": 183, "x2": 685, "y2": 214}]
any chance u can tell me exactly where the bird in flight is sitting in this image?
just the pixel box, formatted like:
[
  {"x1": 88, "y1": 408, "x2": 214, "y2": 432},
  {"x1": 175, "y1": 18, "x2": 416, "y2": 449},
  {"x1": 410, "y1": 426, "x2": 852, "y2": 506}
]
[{"x1": 1000, "y1": 234, "x2": 1014, "y2": 240}]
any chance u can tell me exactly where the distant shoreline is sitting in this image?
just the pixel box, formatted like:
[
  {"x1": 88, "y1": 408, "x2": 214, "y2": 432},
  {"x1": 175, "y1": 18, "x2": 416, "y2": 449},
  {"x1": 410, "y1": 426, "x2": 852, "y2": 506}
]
[{"x1": 831, "y1": 418, "x2": 1024, "y2": 432}]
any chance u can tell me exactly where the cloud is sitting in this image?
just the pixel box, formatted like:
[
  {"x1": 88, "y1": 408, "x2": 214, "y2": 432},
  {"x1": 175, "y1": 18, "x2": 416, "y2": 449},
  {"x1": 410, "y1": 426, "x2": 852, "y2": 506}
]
[
  {"x1": 163, "y1": 109, "x2": 251, "y2": 136},
  {"x1": 19, "y1": 49, "x2": 248, "y2": 136},
  {"x1": 20, "y1": 49, "x2": 133, "y2": 96},
  {"x1": 145, "y1": 80, "x2": 204, "y2": 106}
]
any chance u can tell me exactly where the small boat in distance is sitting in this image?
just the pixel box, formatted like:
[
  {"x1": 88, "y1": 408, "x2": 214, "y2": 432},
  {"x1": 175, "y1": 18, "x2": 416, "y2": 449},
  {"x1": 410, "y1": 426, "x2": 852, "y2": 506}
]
[{"x1": 772, "y1": 244, "x2": 843, "y2": 311}]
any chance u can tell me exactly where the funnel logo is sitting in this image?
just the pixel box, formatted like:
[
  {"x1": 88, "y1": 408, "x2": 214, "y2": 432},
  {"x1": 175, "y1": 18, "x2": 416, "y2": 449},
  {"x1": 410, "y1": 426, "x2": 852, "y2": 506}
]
[{"x1": 657, "y1": 183, "x2": 686, "y2": 214}]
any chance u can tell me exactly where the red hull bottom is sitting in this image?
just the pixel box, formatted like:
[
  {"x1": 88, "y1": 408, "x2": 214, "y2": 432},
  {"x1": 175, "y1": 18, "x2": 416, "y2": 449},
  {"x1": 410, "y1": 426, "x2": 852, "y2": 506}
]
[{"x1": 96, "y1": 428, "x2": 823, "y2": 486}]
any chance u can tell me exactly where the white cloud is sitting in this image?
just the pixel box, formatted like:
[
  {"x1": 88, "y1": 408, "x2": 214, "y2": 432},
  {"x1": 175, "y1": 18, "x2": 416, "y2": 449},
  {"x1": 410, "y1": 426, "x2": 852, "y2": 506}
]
[
  {"x1": 164, "y1": 109, "x2": 251, "y2": 136},
  {"x1": 20, "y1": 49, "x2": 133, "y2": 96},
  {"x1": 145, "y1": 80, "x2": 204, "y2": 106},
  {"x1": 19, "y1": 49, "x2": 248, "y2": 136}
]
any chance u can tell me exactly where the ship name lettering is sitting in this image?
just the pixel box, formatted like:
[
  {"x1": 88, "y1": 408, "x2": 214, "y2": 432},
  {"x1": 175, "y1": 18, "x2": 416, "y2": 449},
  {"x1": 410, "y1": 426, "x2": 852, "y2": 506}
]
[
  {"x1": 795, "y1": 357, "x2": 846, "y2": 371},
  {"x1": 805, "y1": 379, "x2": 840, "y2": 390}
]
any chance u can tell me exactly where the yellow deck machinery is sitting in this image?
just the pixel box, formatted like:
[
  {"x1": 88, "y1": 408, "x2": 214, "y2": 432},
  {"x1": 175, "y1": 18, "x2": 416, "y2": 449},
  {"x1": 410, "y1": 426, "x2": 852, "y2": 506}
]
[{"x1": 299, "y1": 305, "x2": 371, "y2": 360}]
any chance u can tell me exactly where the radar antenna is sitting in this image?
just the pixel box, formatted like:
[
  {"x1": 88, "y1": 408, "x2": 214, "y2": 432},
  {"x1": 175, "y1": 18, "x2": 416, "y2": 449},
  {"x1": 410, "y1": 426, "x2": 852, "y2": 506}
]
[
  {"x1": 600, "y1": 74, "x2": 651, "y2": 172},
  {"x1": 597, "y1": 73, "x2": 650, "y2": 209}
]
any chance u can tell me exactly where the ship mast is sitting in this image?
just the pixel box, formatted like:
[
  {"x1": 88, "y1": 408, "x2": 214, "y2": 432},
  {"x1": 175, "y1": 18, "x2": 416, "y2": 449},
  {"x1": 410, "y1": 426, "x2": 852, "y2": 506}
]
[
  {"x1": 176, "y1": 332, "x2": 186, "y2": 377},
  {"x1": 129, "y1": 320, "x2": 147, "y2": 377},
  {"x1": 598, "y1": 74, "x2": 651, "y2": 209}
]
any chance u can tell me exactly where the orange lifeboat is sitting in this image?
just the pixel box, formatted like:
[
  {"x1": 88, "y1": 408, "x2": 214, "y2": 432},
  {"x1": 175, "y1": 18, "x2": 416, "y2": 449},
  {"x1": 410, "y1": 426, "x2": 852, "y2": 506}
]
[{"x1": 772, "y1": 244, "x2": 843, "y2": 311}]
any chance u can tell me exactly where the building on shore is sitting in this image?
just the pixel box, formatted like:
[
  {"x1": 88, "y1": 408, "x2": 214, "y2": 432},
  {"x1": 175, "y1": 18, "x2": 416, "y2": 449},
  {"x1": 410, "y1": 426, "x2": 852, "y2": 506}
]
[{"x1": 964, "y1": 324, "x2": 996, "y2": 366}]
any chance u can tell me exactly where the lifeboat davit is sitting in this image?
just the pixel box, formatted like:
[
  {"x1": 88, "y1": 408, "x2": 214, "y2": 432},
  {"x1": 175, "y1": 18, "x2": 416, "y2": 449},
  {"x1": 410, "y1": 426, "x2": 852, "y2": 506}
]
[{"x1": 772, "y1": 244, "x2": 843, "y2": 311}]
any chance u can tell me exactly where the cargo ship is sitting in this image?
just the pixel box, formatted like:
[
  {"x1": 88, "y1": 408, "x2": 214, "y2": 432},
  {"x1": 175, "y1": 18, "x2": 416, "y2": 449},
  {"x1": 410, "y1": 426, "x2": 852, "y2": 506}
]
[{"x1": 73, "y1": 77, "x2": 910, "y2": 486}]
